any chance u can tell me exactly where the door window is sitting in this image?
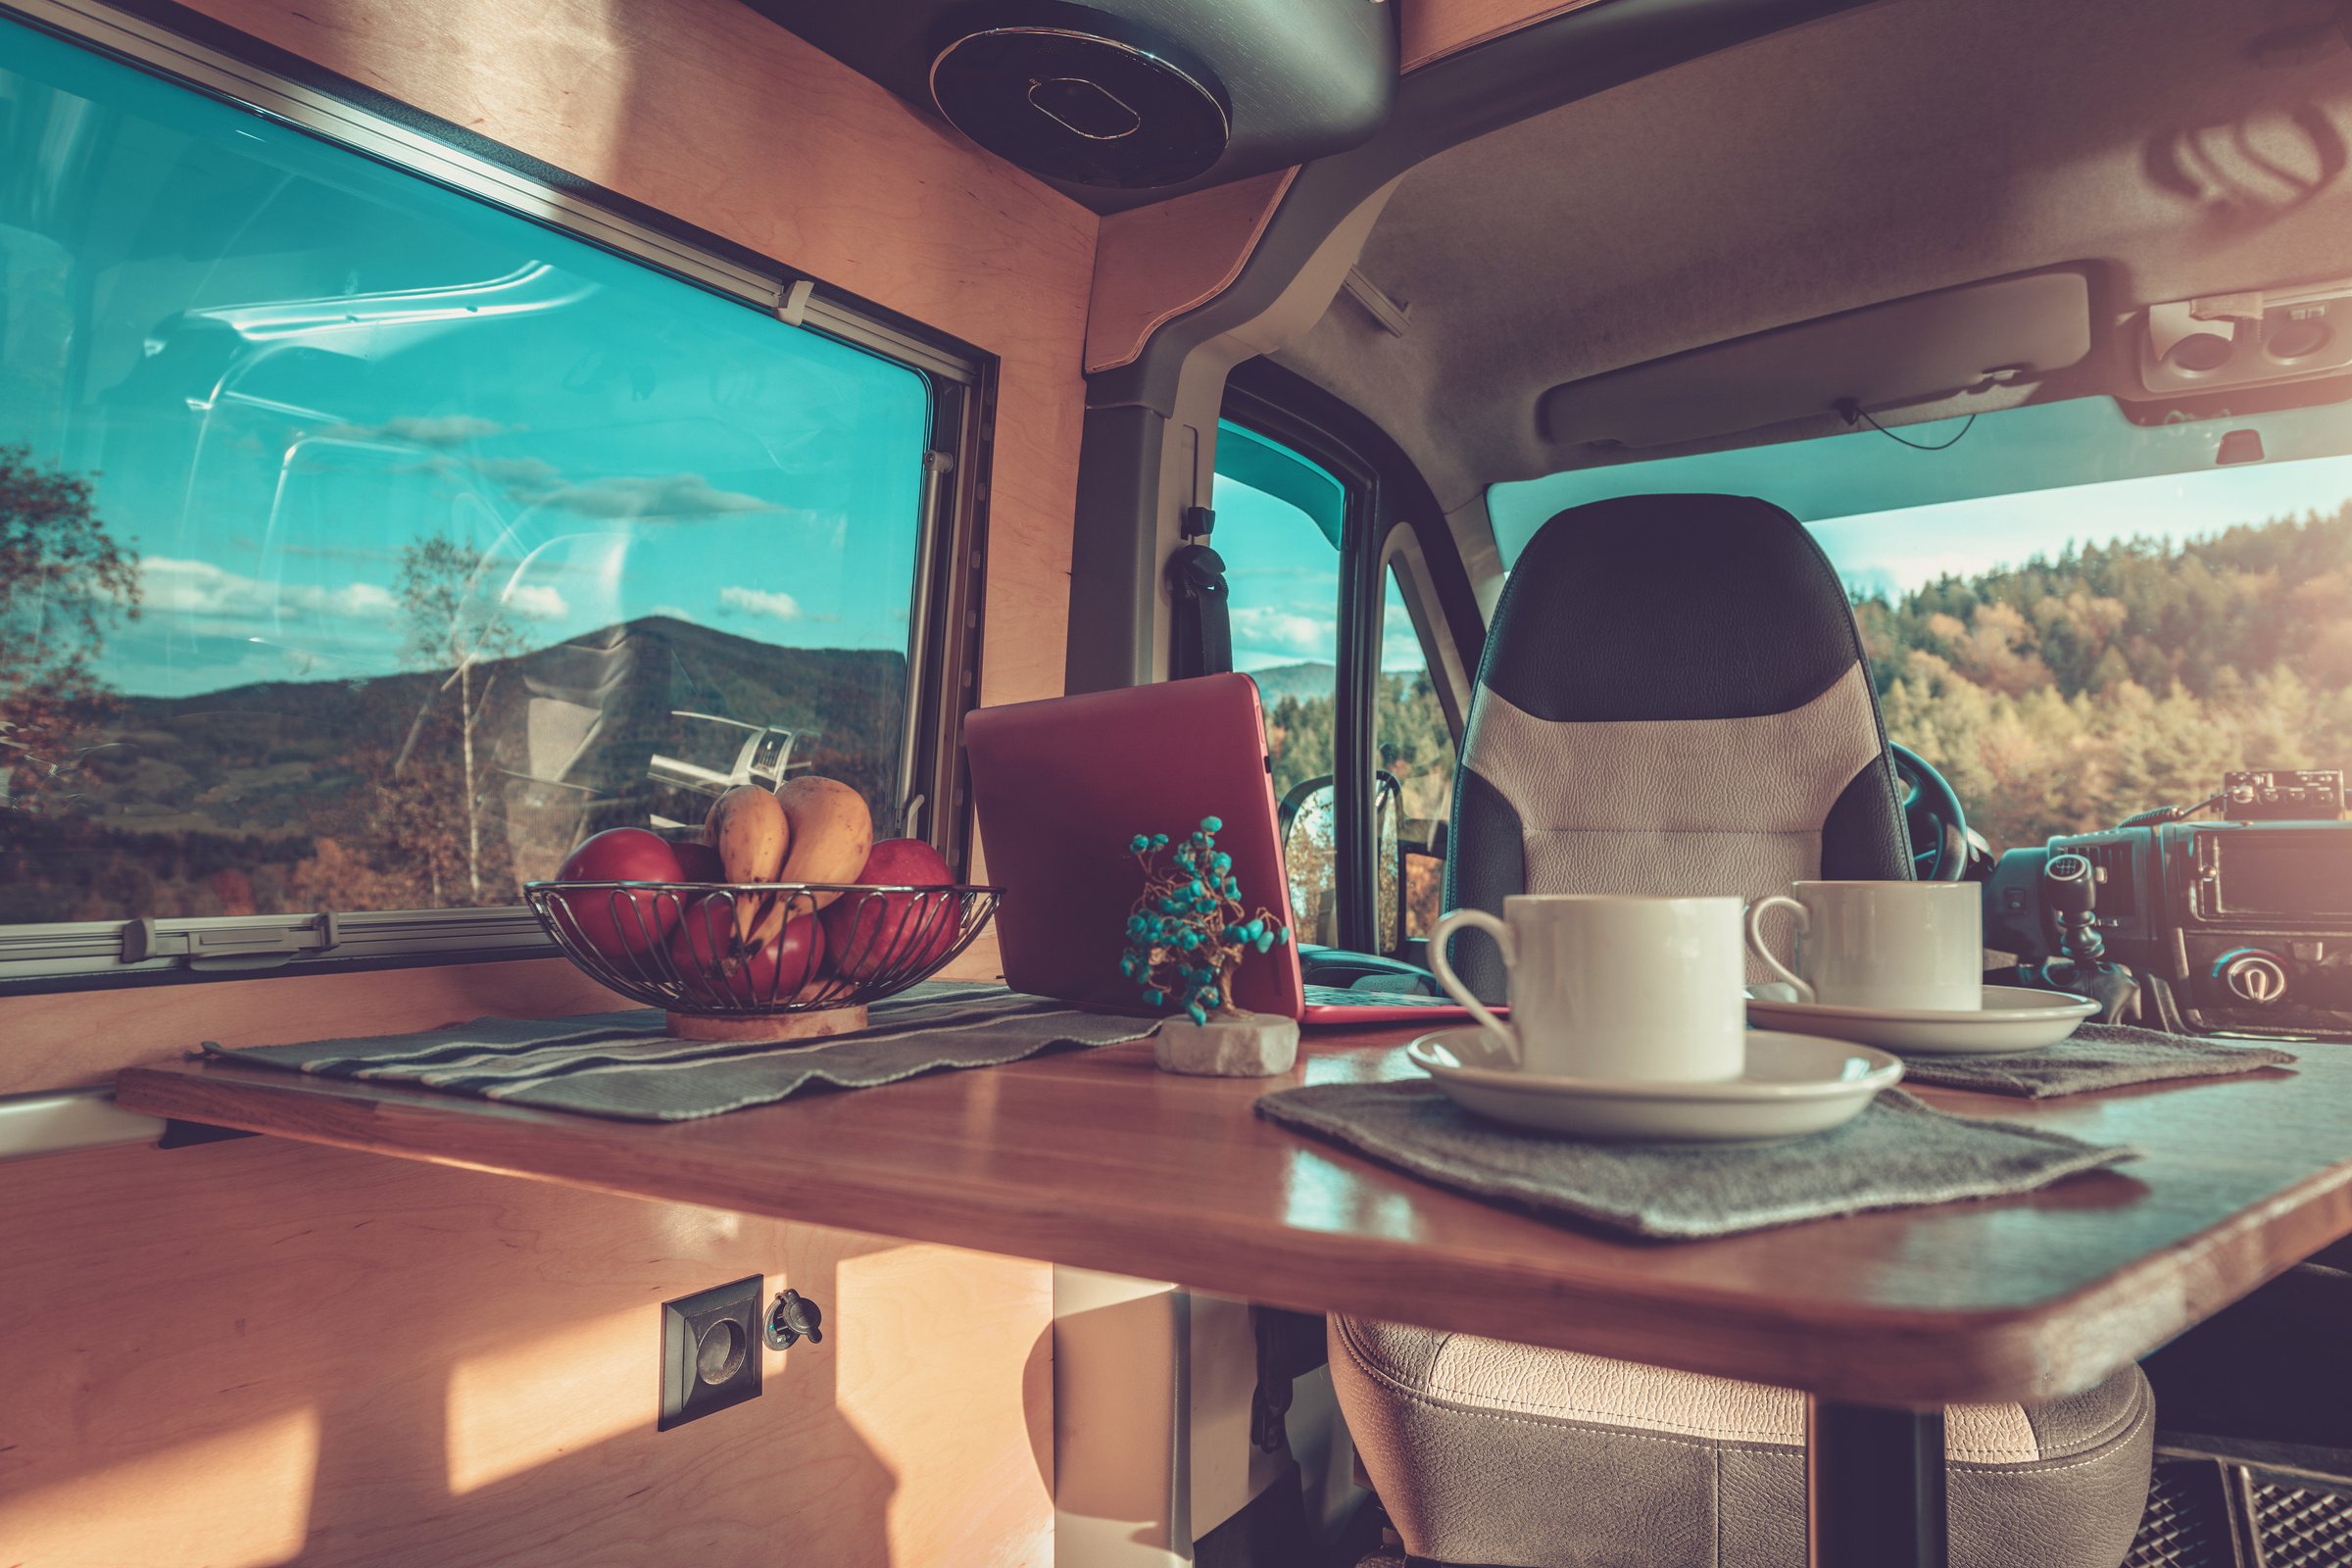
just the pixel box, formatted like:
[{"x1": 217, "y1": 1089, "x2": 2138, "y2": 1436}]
[
  {"x1": 1377, "y1": 564, "x2": 1457, "y2": 945},
  {"x1": 1213, "y1": 417, "x2": 1464, "y2": 956},
  {"x1": 1210, "y1": 420, "x2": 1346, "y2": 942}
]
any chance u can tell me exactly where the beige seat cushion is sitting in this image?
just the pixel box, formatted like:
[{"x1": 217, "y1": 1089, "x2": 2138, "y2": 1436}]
[{"x1": 1332, "y1": 1315, "x2": 2153, "y2": 1568}]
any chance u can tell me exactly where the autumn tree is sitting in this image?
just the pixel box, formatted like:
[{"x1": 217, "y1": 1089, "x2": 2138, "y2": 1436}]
[
  {"x1": 0, "y1": 445, "x2": 139, "y2": 814},
  {"x1": 394, "y1": 533, "x2": 524, "y2": 903}
]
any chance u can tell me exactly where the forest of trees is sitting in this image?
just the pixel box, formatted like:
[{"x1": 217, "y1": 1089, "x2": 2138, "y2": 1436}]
[{"x1": 1853, "y1": 501, "x2": 2352, "y2": 849}]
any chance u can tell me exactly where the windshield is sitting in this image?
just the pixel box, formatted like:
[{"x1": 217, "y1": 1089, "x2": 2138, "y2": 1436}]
[{"x1": 1491, "y1": 398, "x2": 2352, "y2": 850}]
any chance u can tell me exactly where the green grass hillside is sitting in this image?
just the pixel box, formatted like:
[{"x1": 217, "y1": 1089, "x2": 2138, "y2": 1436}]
[{"x1": 0, "y1": 617, "x2": 906, "y2": 923}]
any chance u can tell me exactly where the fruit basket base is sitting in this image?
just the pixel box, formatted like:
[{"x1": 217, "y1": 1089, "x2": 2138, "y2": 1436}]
[{"x1": 665, "y1": 1004, "x2": 870, "y2": 1044}]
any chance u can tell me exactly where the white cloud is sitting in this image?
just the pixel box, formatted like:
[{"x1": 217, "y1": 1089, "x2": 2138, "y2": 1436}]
[
  {"x1": 503, "y1": 583, "x2": 569, "y2": 621},
  {"x1": 1381, "y1": 612, "x2": 1426, "y2": 672},
  {"x1": 718, "y1": 585, "x2": 802, "y2": 621},
  {"x1": 139, "y1": 557, "x2": 396, "y2": 621},
  {"x1": 1228, "y1": 605, "x2": 1336, "y2": 662},
  {"x1": 647, "y1": 604, "x2": 699, "y2": 624},
  {"x1": 310, "y1": 421, "x2": 780, "y2": 524},
  {"x1": 533, "y1": 474, "x2": 781, "y2": 520},
  {"x1": 324, "y1": 414, "x2": 509, "y2": 449}
]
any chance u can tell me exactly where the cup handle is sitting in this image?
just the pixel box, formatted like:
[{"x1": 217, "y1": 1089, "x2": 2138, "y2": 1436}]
[
  {"x1": 1743, "y1": 896, "x2": 1815, "y2": 1004},
  {"x1": 1429, "y1": 908, "x2": 1519, "y2": 1063}
]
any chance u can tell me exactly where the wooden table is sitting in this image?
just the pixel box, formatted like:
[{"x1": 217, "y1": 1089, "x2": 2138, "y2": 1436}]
[{"x1": 118, "y1": 1025, "x2": 2352, "y2": 1567}]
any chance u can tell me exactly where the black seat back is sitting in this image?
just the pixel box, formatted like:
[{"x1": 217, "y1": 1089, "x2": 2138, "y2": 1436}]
[{"x1": 1444, "y1": 493, "x2": 1911, "y2": 999}]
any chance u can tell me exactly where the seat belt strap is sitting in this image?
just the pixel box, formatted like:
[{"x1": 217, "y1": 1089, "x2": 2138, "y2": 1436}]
[{"x1": 1165, "y1": 536, "x2": 1231, "y2": 678}]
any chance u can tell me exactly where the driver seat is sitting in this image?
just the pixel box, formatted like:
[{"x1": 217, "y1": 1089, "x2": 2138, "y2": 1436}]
[{"x1": 1331, "y1": 494, "x2": 2153, "y2": 1567}]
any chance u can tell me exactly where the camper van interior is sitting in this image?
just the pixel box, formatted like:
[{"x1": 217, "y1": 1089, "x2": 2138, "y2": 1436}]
[{"x1": 5, "y1": 0, "x2": 2352, "y2": 1564}]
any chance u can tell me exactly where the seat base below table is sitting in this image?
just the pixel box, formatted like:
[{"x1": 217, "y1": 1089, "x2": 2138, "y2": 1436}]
[{"x1": 1331, "y1": 1314, "x2": 2153, "y2": 1568}]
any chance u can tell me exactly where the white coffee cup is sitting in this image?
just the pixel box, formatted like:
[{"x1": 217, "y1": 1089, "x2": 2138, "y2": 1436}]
[
  {"x1": 1744, "y1": 880, "x2": 1983, "y2": 1011},
  {"x1": 1428, "y1": 895, "x2": 1746, "y2": 1082}
]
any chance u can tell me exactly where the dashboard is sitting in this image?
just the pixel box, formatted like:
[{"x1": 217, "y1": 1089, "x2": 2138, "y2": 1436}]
[{"x1": 1985, "y1": 776, "x2": 2352, "y2": 1039}]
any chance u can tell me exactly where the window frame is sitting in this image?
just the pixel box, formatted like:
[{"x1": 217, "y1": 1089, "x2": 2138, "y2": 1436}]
[
  {"x1": 1220, "y1": 360, "x2": 1486, "y2": 956},
  {"x1": 0, "y1": 0, "x2": 994, "y2": 993}
]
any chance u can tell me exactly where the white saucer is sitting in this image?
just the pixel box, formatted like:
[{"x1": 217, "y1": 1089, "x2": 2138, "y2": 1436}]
[
  {"x1": 1744, "y1": 985, "x2": 2098, "y2": 1055},
  {"x1": 1405, "y1": 1027, "x2": 1901, "y2": 1143}
]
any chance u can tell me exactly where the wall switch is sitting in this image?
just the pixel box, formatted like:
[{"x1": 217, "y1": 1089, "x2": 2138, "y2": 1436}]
[{"x1": 660, "y1": 1276, "x2": 762, "y2": 1431}]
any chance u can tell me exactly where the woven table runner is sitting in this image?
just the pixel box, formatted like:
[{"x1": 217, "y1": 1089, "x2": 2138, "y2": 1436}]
[
  {"x1": 204, "y1": 983, "x2": 1157, "y2": 1122},
  {"x1": 1254, "y1": 1082, "x2": 2136, "y2": 1241},
  {"x1": 1896, "y1": 1022, "x2": 2299, "y2": 1099}
]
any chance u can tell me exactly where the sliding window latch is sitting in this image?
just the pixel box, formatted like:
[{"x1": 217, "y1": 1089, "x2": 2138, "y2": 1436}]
[{"x1": 120, "y1": 912, "x2": 344, "y2": 971}]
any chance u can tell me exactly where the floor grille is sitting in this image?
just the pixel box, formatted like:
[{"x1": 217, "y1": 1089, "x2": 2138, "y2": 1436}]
[
  {"x1": 2124, "y1": 1459, "x2": 2236, "y2": 1568},
  {"x1": 2246, "y1": 1477, "x2": 2352, "y2": 1568}
]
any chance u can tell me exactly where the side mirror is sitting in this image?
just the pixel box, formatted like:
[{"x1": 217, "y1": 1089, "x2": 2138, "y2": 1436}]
[
  {"x1": 1277, "y1": 773, "x2": 1404, "y2": 952},
  {"x1": 1279, "y1": 775, "x2": 1342, "y2": 949}
]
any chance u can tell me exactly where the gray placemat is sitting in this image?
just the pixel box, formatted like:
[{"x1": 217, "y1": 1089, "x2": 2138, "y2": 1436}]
[
  {"x1": 1253, "y1": 1082, "x2": 2136, "y2": 1240},
  {"x1": 1897, "y1": 1022, "x2": 2299, "y2": 1099},
  {"x1": 203, "y1": 983, "x2": 1157, "y2": 1122}
]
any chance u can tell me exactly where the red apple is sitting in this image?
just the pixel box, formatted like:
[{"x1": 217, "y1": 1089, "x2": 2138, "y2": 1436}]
[
  {"x1": 668, "y1": 892, "x2": 826, "y2": 1006},
  {"x1": 554, "y1": 828, "x2": 691, "y2": 962},
  {"x1": 673, "y1": 840, "x2": 724, "y2": 882},
  {"x1": 820, "y1": 838, "x2": 958, "y2": 980}
]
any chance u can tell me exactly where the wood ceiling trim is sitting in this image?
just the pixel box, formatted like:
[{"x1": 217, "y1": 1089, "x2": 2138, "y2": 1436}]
[
  {"x1": 1400, "y1": 0, "x2": 1615, "y2": 73},
  {"x1": 1085, "y1": 169, "x2": 1298, "y2": 374}
]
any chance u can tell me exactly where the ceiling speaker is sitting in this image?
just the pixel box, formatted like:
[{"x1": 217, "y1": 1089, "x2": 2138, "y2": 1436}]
[{"x1": 929, "y1": 2, "x2": 1230, "y2": 188}]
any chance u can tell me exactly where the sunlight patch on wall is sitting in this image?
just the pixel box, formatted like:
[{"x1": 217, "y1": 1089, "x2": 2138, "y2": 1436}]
[
  {"x1": 443, "y1": 1307, "x2": 648, "y2": 1494},
  {"x1": 831, "y1": 1245, "x2": 1054, "y2": 1565},
  {"x1": 0, "y1": 1405, "x2": 320, "y2": 1567}
]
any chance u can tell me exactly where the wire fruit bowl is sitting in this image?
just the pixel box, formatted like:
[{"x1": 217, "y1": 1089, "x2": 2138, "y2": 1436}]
[{"x1": 526, "y1": 880, "x2": 1002, "y2": 1043}]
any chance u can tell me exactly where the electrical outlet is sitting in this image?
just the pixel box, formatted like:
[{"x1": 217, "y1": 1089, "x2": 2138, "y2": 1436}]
[{"x1": 659, "y1": 1276, "x2": 762, "y2": 1431}]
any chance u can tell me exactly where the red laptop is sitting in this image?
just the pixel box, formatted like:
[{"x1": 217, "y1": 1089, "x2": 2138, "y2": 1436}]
[{"x1": 964, "y1": 674, "x2": 1472, "y2": 1025}]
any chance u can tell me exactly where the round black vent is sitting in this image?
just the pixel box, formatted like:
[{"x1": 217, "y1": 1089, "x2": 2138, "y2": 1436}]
[{"x1": 930, "y1": 6, "x2": 1230, "y2": 188}]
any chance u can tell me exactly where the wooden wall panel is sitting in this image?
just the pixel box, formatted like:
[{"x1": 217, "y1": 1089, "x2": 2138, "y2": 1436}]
[
  {"x1": 0, "y1": 1138, "x2": 1054, "y2": 1567},
  {"x1": 1400, "y1": 0, "x2": 1612, "y2": 71}
]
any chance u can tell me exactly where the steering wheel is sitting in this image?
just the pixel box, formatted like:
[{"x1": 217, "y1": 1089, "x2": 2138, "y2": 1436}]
[{"x1": 1890, "y1": 743, "x2": 1969, "y2": 882}]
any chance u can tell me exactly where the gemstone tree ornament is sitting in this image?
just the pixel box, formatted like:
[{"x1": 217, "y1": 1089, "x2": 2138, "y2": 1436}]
[{"x1": 1121, "y1": 816, "x2": 1300, "y2": 1076}]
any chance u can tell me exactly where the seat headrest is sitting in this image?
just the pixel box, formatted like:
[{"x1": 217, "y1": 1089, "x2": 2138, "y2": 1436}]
[{"x1": 1485, "y1": 493, "x2": 1866, "y2": 723}]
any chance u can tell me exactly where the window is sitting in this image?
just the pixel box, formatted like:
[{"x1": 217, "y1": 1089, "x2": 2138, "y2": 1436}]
[
  {"x1": 1211, "y1": 419, "x2": 1346, "y2": 941},
  {"x1": 1491, "y1": 397, "x2": 2352, "y2": 854},
  {"x1": 0, "y1": 10, "x2": 969, "y2": 978},
  {"x1": 1214, "y1": 410, "x2": 1465, "y2": 955},
  {"x1": 1215, "y1": 420, "x2": 1345, "y2": 799}
]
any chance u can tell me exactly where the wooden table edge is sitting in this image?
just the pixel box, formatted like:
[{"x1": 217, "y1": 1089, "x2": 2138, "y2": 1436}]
[{"x1": 115, "y1": 1054, "x2": 2350, "y2": 1409}]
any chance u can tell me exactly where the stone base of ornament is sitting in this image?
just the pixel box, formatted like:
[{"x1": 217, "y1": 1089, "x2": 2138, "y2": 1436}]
[
  {"x1": 666, "y1": 1005, "x2": 867, "y2": 1044},
  {"x1": 1152, "y1": 1010, "x2": 1300, "y2": 1077}
]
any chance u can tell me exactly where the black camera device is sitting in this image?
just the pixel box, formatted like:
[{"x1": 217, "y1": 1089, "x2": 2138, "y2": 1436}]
[{"x1": 1985, "y1": 769, "x2": 2350, "y2": 1037}]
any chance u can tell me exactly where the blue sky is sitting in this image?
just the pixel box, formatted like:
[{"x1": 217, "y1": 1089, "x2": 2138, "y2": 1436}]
[
  {"x1": 1493, "y1": 397, "x2": 2352, "y2": 598},
  {"x1": 5, "y1": 18, "x2": 928, "y2": 701},
  {"x1": 1214, "y1": 473, "x2": 1429, "y2": 674},
  {"x1": 1811, "y1": 454, "x2": 2352, "y2": 597}
]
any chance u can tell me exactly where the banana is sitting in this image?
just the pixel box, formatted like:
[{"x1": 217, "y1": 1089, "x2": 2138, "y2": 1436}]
[
  {"x1": 774, "y1": 776, "x2": 873, "y2": 910},
  {"x1": 706, "y1": 785, "x2": 790, "y2": 942}
]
